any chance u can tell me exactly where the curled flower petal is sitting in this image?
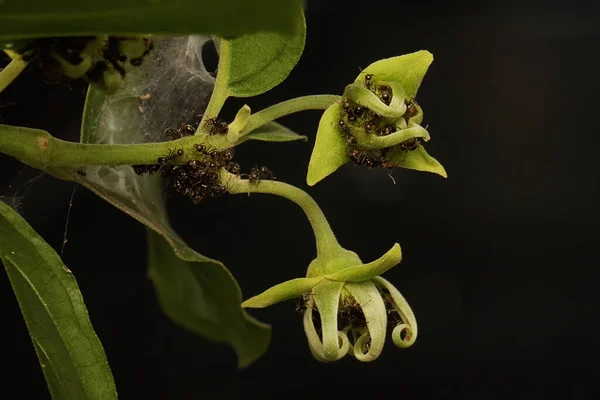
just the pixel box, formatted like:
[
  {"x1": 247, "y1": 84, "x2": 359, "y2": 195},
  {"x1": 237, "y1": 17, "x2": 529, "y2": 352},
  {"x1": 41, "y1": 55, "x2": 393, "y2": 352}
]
[
  {"x1": 345, "y1": 281, "x2": 387, "y2": 362},
  {"x1": 343, "y1": 82, "x2": 406, "y2": 119},
  {"x1": 303, "y1": 280, "x2": 349, "y2": 362},
  {"x1": 312, "y1": 280, "x2": 347, "y2": 360},
  {"x1": 242, "y1": 276, "x2": 322, "y2": 308},
  {"x1": 373, "y1": 276, "x2": 418, "y2": 348},
  {"x1": 327, "y1": 243, "x2": 401, "y2": 283},
  {"x1": 350, "y1": 124, "x2": 430, "y2": 151}
]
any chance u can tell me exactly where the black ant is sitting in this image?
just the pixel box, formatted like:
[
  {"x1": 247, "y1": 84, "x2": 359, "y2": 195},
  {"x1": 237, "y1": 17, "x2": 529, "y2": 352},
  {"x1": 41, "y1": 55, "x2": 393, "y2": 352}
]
[
  {"x1": 226, "y1": 162, "x2": 241, "y2": 175},
  {"x1": 295, "y1": 292, "x2": 315, "y2": 314},
  {"x1": 348, "y1": 149, "x2": 381, "y2": 169},
  {"x1": 180, "y1": 123, "x2": 195, "y2": 136},
  {"x1": 164, "y1": 127, "x2": 180, "y2": 140},
  {"x1": 204, "y1": 117, "x2": 229, "y2": 135},
  {"x1": 364, "y1": 73, "x2": 374, "y2": 89},
  {"x1": 157, "y1": 148, "x2": 184, "y2": 166},
  {"x1": 340, "y1": 98, "x2": 353, "y2": 119},
  {"x1": 248, "y1": 166, "x2": 275, "y2": 183},
  {"x1": 374, "y1": 85, "x2": 392, "y2": 105},
  {"x1": 165, "y1": 123, "x2": 196, "y2": 140},
  {"x1": 132, "y1": 164, "x2": 161, "y2": 175},
  {"x1": 404, "y1": 98, "x2": 419, "y2": 122},
  {"x1": 399, "y1": 137, "x2": 420, "y2": 151},
  {"x1": 214, "y1": 148, "x2": 235, "y2": 166},
  {"x1": 376, "y1": 124, "x2": 395, "y2": 136},
  {"x1": 353, "y1": 105, "x2": 365, "y2": 118},
  {"x1": 339, "y1": 120, "x2": 357, "y2": 145},
  {"x1": 338, "y1": 298, "x2": 369, "y2": 327},
  {"x1": 248, "y1": 167, "x2": 259, "y2": 182}
]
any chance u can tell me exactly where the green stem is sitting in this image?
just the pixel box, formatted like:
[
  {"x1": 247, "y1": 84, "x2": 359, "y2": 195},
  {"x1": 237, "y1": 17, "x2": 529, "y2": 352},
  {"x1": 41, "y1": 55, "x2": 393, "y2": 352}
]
[
  {"x1": 241, "y1": 94, "x2": 340, "y2": 135},
  {"x1": 0, "y1": 125, "x2": 205, "y2": 168},
  {"x1": 225, "y1": 172, "x2": 342, "y2": 258},
  {"x1": 196, "y1": 40, "x2": 231, "y2": 134},
  {"x1": 0, "y1": 56, "x2": 28, "y2": 94}
]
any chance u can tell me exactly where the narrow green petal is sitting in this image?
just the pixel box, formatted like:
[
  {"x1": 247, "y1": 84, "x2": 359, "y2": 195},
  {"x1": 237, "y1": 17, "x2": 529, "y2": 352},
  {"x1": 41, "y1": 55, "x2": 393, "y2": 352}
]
[
  {"x1": 306, "y1": 103, "x2": 348, "y2": 186},
  {"x1": 241, "y1": 277, "x2": 322, "y2": 308},
  {"x1": 327, "y1": 243, "x2": 401, "y2": 282},
  {"x1": 350, "y1": 123, "x2": 430, "y2": 150},
  {"x1": 345, "y1": 281, "x2": 387, "y2": 362},
  {"x1": 373, "y1": 276, "x2": 418, "y2": 348},
  {"x1": 311, "y1": 280, "x2": 348, "y2": 361},
  {"x1": 356, "y1": 50, "x2": 434, "y2": 99},
  {"x1": 303, "y1": 304, "x2": 350, "y2": 363}
]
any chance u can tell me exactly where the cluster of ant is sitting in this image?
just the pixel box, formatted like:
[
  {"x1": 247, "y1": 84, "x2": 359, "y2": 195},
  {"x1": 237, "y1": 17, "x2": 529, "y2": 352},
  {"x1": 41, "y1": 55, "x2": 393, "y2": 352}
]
[
  {"x1": 295, "y1": 290, "x2": 405, "y2": 352},
  {"x1": 17, "y1": 36, "x2": 153, "y2": 84},
  {"x1": 132, "y1": 118, "x2": 275, "y2": 204},
  {"x1": 339, "y1": 73, "x2": 422, "y2": 170}
]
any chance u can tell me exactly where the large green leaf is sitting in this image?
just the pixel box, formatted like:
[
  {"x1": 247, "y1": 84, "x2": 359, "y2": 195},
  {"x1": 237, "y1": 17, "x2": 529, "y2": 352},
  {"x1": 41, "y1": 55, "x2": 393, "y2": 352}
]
[
  {"x1": 219, "y1": 12, "x2": 306, "y2": 97},
  {"x1": 74, "y1": 48, "x2": 271, "y2": 367},
  {"x1": 147, "y1": 230, "x2": 270, "y2": 367},
  {"x1": 0, "y1": 199, "x2": 117, "y2": 400},
  {"x1": 0, "y1": 0, "x2": 304, "y2": 41}
]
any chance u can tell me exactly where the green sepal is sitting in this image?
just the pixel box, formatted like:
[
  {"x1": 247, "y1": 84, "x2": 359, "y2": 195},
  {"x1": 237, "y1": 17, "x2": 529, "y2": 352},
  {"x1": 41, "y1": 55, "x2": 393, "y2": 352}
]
[
  {"x1": 241, "y1": 276, "x2": 323, "y2": 308},
  {"x1": 327, "y1": 243, "x2": 401, "y2": 282},
  {"x1": 355, "y1": 50, "x2": 434, "y2": 99},
  {"x1": 386, "y1": 144, "x2": 448, "y2": 178},
  {"x1": 306, "y1": 103, "x2": 348, "y2": 186}
]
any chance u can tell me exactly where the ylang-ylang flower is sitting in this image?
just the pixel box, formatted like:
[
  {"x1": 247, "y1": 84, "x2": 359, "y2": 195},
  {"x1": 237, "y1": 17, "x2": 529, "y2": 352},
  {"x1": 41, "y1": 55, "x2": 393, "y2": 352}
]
[{"x1": 242, "y1": 244, "x2": 417, "y2": 362}]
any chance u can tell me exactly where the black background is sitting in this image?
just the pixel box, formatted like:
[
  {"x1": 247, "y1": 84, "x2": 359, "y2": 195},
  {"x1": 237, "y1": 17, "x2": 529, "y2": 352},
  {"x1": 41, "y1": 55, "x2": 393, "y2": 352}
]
[{"x1": 1, "y1": 0, "x2": 599, "y2": 398}]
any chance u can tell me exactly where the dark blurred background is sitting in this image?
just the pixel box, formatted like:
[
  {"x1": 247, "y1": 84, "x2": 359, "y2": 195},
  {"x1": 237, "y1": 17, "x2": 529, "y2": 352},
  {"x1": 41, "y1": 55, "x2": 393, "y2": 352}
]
[{"x1": 1, "y1": 0, "x2": 599, "y2": 398}]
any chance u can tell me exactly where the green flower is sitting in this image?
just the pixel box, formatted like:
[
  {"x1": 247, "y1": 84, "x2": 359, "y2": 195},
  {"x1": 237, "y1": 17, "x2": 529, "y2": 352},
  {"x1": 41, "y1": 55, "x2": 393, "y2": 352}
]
[
  {"x1": 306, "y1": 50, "x2": 447, "y2": 186},
  {"x1": 242, "y1": 243, "x2": 417, "y2": 362}
]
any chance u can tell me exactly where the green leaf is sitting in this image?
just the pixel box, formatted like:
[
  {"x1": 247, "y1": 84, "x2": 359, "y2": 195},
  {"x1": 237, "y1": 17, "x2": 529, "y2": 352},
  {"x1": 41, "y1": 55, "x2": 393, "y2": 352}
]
[
  {"x1": 76, "y1": 80, "x2": 271, "y2": 367},
  {"x1": 306, "y1": 103, "x2": 348, "y2": 186},
  {"x1": 220, "y1": 12, "x2": 306, "y2": 97},
  {"x1": 0, "y1": 199, "x2": 117, "y2": 400},
  {"x1": 146, "y1": 230, "x2": 270, "y2": 368},
  {"x1": 386, "y1": 144, "x2": 448, "y2": 178},
  {"x1": 327, "y1": 243, "x2": 402, "y2": 282},
  {"x1": 0, "y1": 0, "x2": 304, "y2": 41},
  {"x1": 242, "y1": 276, "x2": 323, "y2": 309},
  {"x1": 237, "y1": 121, "x2": 307, "y2": 144},
  {"x1": 356, "y1": 50, "x2": 434, "y2": 99}
]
